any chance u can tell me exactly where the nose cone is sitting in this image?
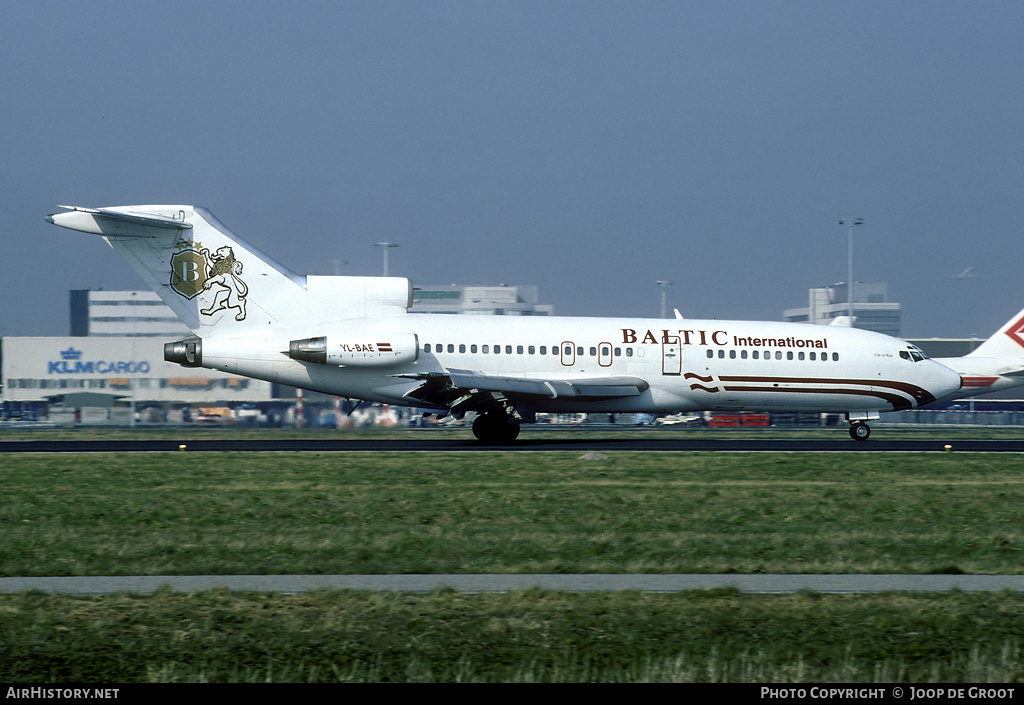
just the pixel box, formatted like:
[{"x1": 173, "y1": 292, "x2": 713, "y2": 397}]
[{"x1": 925, "y1": 360, "x2": 965, "y2": 405}]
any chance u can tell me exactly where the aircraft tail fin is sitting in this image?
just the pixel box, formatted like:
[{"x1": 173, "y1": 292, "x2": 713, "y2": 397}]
[
  {"x1": 933, "y1": 305, "x2": 1024, "y2": 396},
  {"x1": 964, "y1": 307, "x2": 1024, "y2": 361},
  {"x1": 47, "y1": 205, "x2": 411, "y2": 337}
]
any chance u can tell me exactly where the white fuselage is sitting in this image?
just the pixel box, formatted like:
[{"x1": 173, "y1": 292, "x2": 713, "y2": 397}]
[{"x1": 200, "y1": 313, "x2": 962, "y2": 415}]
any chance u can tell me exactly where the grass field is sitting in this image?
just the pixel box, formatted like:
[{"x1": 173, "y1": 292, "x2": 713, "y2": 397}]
[
  {"x1": 2, "y1": 449, "x2": 1023, "y2": 576},
  {"x1": 2, "y1": 432, "x2": 1024, "y2": 682},
  {"x1": 3, "y1": 589, "x2": 1023, "y2": 683}
]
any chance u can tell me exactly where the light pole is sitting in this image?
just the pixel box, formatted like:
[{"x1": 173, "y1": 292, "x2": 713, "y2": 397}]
[
  {"x1": 375, "y1": 242, "x2": 398, "y2": 277},
  {"x1": 655, "y1": 280, "x2": 673, "y2": 319},
  {"x1": 837, "y1": 218, "x2": 863, "y2": 323}
]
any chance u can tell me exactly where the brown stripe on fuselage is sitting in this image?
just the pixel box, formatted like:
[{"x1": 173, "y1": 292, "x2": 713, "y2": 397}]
[
  {"x1": 717, "y1": 375, "x2": 936, "y2": 407},
  {"x1": 718, "y1": 384, "x2": 913, "y2": 411}
]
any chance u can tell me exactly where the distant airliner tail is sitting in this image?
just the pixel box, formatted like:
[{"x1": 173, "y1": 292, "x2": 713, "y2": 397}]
[
  {"x1": 46, "y1": 205, "x2": 411, "y2": 338},
  {"x1": 933, "y1": 305, "x2": 1024, "y2": 395},
  {"x1": 964, "y1": 306, "x2": 1024, "y2": 361}
]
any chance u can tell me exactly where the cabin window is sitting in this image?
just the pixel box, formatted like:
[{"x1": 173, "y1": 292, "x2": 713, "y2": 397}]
[
  {"x1": 752, "y1": 350, "x2": 759, "y2": 359},
  {"x1": 787, "y1": 351, "x2": 794, "y2": 360},
  {"x1": 589, "y1": 347, "x2": 597, "y2": 356},
  {"x1": 809, "y1": 352, "x2": 816, "y2": 361},
  {"x1": 482, "y1": 345, "x2": 489, "y2": 353},
  {"x1": 615, "y1": 347, "x2": 621, "y2": 356},
  {"x1": 447, "y1": 344, "x2": 455, "y2": 353},
  {"x1": 424, "y1": 343, "x2": 431, "y2": 353},
  {"x1": 540, "y1": 346, "x2": 547, "y2": 355},
  {"x1": 706, "y1": 349, "x2": 713, "y2": 359},
  {"x1": 832, "y1": 352, "x2": 840, "y2": 361},
  {"x1": 506, "y1": 345, "x2": 513, "y2": 354},
  {"x1": 564, "y1": 345, "x2": 572, "y2": 356},
  {"x1": 741, "y1": 350, "x2": 748, "y2": 359},
  {"x1": 729, "y1": 350, "x2": 736, "y2": 359},
  {"x1": 577, "y1": 347, "x2": 584, "y2": 356},
  {"x1": 775, "y1": 351, "x2": 782, "y2": 360},
  {"x1": 798, "y1": 352, "x2": 804, "y2": 361},
  {"x1": 517, "y1": 345, "x2": 524, "y2": 354},
  {"x1": 718, "y1": 350, "x2": 725, "y2": 359},
  {"x1": 626, "y1": 348, "x2": 633, "y2": 357},
  {"x1": 470, "y1": 344, "x2": 478, "y2": 354},
  {"x1": 459, "y1": 344, "x2": 466, "y2": 353},
  {"x1": 494, "y1": 345, "x2": 501, "y2": 354}
]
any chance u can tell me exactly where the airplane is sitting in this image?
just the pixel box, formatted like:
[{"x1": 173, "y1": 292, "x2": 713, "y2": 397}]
[
  {"x1": 953, "y1": 266, "x2": 975, "y2": 279},
  {"x1": 47, "y1": 204, "x2": 966, "y2": 443}
]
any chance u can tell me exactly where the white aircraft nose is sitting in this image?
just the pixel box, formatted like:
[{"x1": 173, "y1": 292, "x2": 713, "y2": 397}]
[{"x1": 927, "y1": 360, "x2": 964, "y2": 404}]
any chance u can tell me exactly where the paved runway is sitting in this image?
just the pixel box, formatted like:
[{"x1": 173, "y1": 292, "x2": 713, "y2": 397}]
[
  {"x1": 3, "y1": 437, "x2": 1024, "y2": 452},
  {"x1": 3, "y1": 574, "x2": 1024, "y2": 595}
]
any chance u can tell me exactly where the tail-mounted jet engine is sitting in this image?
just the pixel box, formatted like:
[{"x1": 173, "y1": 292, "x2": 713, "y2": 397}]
[
  {"x1": 288, "y1": 334, "x2": 419, "y2": 367},
  {"x1": 164, "y1": 335, "x2": 202, "y2": 367}
]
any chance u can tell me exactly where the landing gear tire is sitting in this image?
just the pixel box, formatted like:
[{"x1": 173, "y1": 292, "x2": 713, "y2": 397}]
[
  {"x1": 472, "y1": 413, "x2": 521, "y2": 444},
  {"x1": 849, "y1": 421, "x2": 871, "y2": 441}
]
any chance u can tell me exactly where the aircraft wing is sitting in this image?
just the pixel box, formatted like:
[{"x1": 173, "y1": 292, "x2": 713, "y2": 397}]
[
  {"x1": 448, "y1": 369, "x2": 649, "y2": 398},
  {"x1": 396, "y1": 369, "x2": 650, "y2": 416}
]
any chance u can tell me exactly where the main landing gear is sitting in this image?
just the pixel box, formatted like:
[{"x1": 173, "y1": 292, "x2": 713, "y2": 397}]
[
  {"x1": 849, "y1": 421, "x2": 871, "y2": 441},
  {"x1": 472, "y1": 412, "x2": 522, "y2": 444}
]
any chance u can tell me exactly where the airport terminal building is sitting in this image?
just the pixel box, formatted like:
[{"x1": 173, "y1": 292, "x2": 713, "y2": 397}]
[
  {"x1": 783, "y1": 283, "x2": 901, "y2": 336},
  {"x1": 411, "y1": 285, "x2": 553, "y2": 316},
  {"x1": 2, "y1": 336, "x2": 271, "y2": 405}
]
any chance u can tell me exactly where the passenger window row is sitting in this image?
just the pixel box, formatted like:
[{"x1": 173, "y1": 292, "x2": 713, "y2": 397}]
[
  {"x1": 706, "y1": 349, "x2": 840, "y2": 362},
  {"x1": 422, "y1": 343, "x2": 632, "y2": 357},
  {"x1": 421, "y1": 343, "x2": 838, "y2": 362}
]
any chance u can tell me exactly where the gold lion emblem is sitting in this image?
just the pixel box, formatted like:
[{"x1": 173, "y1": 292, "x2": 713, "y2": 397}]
[{"x1": 170, "y1": 242, "x2": 248, "y2": 321}]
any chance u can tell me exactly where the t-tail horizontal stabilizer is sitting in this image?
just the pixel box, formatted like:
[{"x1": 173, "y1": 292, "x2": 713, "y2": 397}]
[{"x1": 47, "y1": 206, "x2": 193, "y2": 232}]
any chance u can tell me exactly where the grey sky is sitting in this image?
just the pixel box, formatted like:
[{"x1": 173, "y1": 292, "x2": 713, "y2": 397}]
[{"x1": 3, "y1": 1, "x2": 1022, "y2": 339}]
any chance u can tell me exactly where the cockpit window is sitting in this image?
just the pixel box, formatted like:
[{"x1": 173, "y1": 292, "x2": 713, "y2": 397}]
[{"x1": 901, "y1": 346, "x2": 928, "y2": 362}]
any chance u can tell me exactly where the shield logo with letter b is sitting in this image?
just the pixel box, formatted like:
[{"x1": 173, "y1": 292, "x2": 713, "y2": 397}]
[{"x1": 170, "y1": 248, "x2": 208, "y2": 300}]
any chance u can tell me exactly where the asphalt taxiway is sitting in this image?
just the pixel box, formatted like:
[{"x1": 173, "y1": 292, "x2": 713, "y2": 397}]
[{"x1": 3, "y1": 437, "x2": 1024, "y2": 452}]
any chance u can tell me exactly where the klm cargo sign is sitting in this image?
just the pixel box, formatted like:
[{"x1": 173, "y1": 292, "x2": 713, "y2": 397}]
[{"x1": 47, "y1": 347, "x2": 151, "y2": 375}]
